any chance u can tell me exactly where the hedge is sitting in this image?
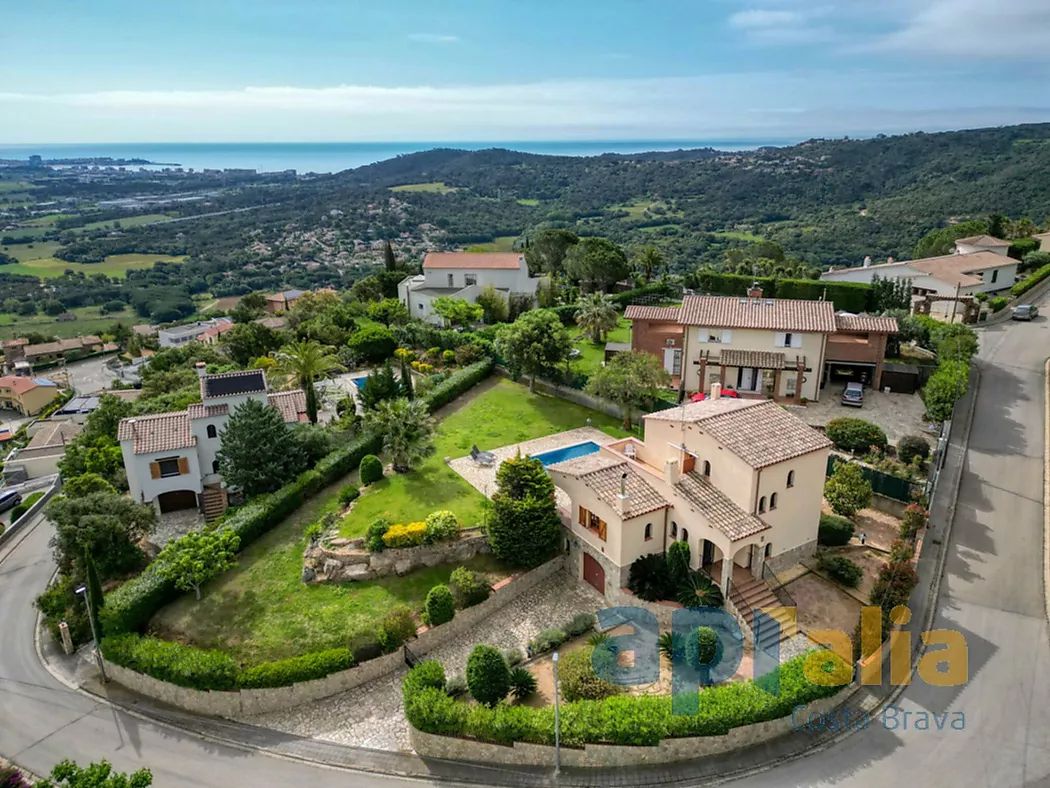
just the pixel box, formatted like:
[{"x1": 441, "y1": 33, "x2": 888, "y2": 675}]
[
  {"x1": 421, "y1": 358, "x2": 494, "y2": 411},
  {"x1": 548, "y1": 305, "x2": 579, "y2": 326},
  {"x1": 1010, "y1": 263, "x2": 1050, "y2": 297},
  {"x1": 238, "y1": 648, "x2": 354, "y2": 689},
  {"x1": 403, "y1": 651, "x2": 850, "y2": 747},
  {"x1": 100, "y1": 633, "x2": 239, "y2": 691},
  {"x1": 611, "y1": 282, "x2": 674, "y2": 307},
  {"x1": 691, "y1": 271, "x2": 872, "y2": 313}
]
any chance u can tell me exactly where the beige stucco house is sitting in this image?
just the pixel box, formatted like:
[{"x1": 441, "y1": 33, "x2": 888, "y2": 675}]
[{"x1": 547, "y1": 389, "x2": 830, "y2": 636}]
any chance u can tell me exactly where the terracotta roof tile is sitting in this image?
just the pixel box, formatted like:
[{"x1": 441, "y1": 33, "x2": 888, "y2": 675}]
[
  {"x1": 955, "y1": 234, "x2": 1010, "y2": 247},
  {"x1": 423, "y1": 252, "x2": 523, "y2": 270},
  {"x1": 187, "y1": 403, "x2": 229, "y2": 419},
  {"x1": 268, "y1": 390, "x2": 308, "y2": 423},
  {"x1": 624, "y1": 305, "x2": 682, "y2": 322},
  {"x1": 547, "y1": 455, "x2": 669, "y2": 518},
  {"x1": 678, "y1": 295, "x2": 837, "y2": 333},
  {"x1": 675, "y1": 472, "x2": 769, "y2": 541},
  {"x1": 117, "y1": 412, "x2": 195, "y2": 455},
  {"x1": 834, "y1": 314, "x2": 899, "y2": 333}
]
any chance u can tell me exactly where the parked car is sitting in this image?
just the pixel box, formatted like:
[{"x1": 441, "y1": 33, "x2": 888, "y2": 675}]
[
  {"x1": 1012, "y1": 304, "x2": 1038, "y2": 321},
  {"x1": 841, "y1": 382, "x2": 864, "y2": 407},
  {"x1": 0, "y1": 490, "x2": 22, "y2": 514}
]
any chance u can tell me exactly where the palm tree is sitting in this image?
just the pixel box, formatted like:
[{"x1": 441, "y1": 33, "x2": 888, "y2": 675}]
[
  {"x1": 271, "y1": 340, "x2": 343, "y2": 423},
  {"x1": 635, "y1": 246, "x2": 665, "y2": 282},
  {"x1": 363, "y1": 398, "x2": 435, "y2": 472},
  {"x1": 575, "y1": 292, "x2": 618, "y2": 344}
]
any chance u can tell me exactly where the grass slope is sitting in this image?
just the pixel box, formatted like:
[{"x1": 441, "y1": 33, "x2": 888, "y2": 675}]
[
  {"x1": 390, "y1": 182, "x2": 454, "y2": 193},
  {"x1": 0, "y1": 305, "x2": 135, "y2": 340}
]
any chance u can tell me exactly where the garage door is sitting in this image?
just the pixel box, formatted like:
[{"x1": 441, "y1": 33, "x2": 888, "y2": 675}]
[
  {"x1": 157, "y1": 489, "x2": 198, "y2": 513},
  {"x1": 583, "y1": 553, "x2": 605, "y2": 595}
]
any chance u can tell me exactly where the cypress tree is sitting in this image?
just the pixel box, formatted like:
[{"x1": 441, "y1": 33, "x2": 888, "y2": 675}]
[
  {"x1": 383, "y1": 240, "x2": 397, "y2": 272},
  {"x1": 400, "y1": 354, "x2": 414, "y2": 400}
]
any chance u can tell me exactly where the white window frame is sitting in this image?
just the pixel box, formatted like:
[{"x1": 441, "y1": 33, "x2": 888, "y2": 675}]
[{"x1": 464, "y1": 273, "x2": 478, "y2": 286}]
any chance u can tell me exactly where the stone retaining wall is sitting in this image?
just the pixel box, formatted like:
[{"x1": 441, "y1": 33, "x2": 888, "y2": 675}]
[
  {"x1": 102, "y1": 555, "x2": 567, "y2": 718},
  {"x1": 303, "y1": 528, "x2": 490, "y2": 583},
  {"x1": 409, "y1": 684, "x2": 853, "y2": 767}
]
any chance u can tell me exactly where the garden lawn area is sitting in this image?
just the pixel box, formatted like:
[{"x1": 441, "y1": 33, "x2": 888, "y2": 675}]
[
  {"x1": 149, "y1": 475, "x2": 516, "y2": 664},
  {"x1": 0, "y1": 305, "x2": 136, "y2": 340},
  {"x1": 338, "y1": 377, "x2": 629, "y2": 538},
  {"x1": 390, "y1": 182, "x2": 454, "y2": 193},
  {"x1": 571, "y1": 315, "x2": 631, "y2": 376},
  {"x1": 1, "y1": 249, "x2": 183, "y2": 279},
  {"x1": 76, "y1": 214, "x2": 172, "y2": 232},
  {"x1": 714, "y1": 230, "x2": 764, "y2": 242}
]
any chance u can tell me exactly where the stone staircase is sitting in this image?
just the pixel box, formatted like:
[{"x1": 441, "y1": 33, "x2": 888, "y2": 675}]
[
  {"x1": 729, "y1": 574, "x2": 798, "y2": 652},
  {"x1": 201, "y1": 486, "x2": 228, "y2": 523}
]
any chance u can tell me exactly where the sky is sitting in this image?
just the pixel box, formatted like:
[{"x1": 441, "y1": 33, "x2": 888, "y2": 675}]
[{"x1": 3, "y1": 0, "x2": 1050, "y2": 143}]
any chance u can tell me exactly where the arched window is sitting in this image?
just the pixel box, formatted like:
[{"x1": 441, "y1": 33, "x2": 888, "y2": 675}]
[
  {"x1": 758, "y1": 496, "x2": 767, "y2": 514},
  {"x1": 764, "y1": 543, "x2": 772, "y2": 558},
  {"x1": 770, "y1": 492, "x2": 778, "y2": 510},
  {"x1": 670, "y1": 521, "x2": 678, "y2": 539},
  {"x1": 681, "y1": 528, "x2": 689, "y2": 544},
  {"x1": 786, "y1": 470, "x2": 795, "y2": 488},
  {"x1": 206, "y1": 424, "x2": 217, "y2": 439},
  {"x1": 703, "y1": 460, "x2": 711, "y2": 477},
  {"x1": 644, "y1": 523, "x2": 653, "y2": 541}
]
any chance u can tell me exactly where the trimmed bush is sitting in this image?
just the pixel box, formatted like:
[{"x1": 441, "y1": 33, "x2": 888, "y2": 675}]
[
  {"x1": 360, "y1": 455, "x2": 384, "y2": 485},
  {"x1": 989, "y1": 296, "x2": 1008, "y2": 313},
  {"x1": 897, "y1": 435, "x2": 930, "y2": 465},
  {"x1": 528, "y1": 628, "x2": 567, "y2": 655},
  {"x1": 421, "y1": 359, "x2": 495, "y2": 412},
  {"x1": 347, "y1": 624, "x2": 385, "y2": 663},
  {"x1": 238, "y1": 649, "x2": 354, "y2": 689},
  {"x1": 449, "y1": 567, "x2": 491, "y2": 608},
  {"x1": 666, "y1": 541, "x2": 691, "y2": 580},
  {"x1": 817, "y1": 553, "x2": 863, "y2": 588},
  {"x1": 9, "y1": 491, "x2": 43, "y2": 523},
  {"x1": 509, "y1": 666, "x2": 538, "y2": 699},
  {"x1": 379, "y1": 605, "x2": 418, "y2": 650},
  {"x1": 444, "y1": 674, "x2": 468, "y2": 697},
  {"x1": 825, "y1": 418, "x2": 888, "y2": 453},
  {"x1": 466, "y1": 644, "x2": 511, "y2": 706},
  {"x1": 382, "y1": 521, "x2": 427, "y2": 548},
  {"x1": 424, "y1": 584, "x2": 456, "y2": 626},
  {"x1": 1011, "y1": 262, "x2": 1050, "y2": 297},
  {"x1": 338, "y1": 484, "x2": 360, "y2": 507},
  {"x1": 560, "y1": 646, "x2": 621, "y2": 702},
  {"x1": 365, "y1": 516, "x2": 391, "y2": 552},
  {"x1": 424, "y1": 510, "x2": 459, "y2": 543},
  {"x1": 100, "y1": 633, "x2": 238, "y2": 691},
  {"x1": 685, "y1": 626, "x2": 719, "y2": 671},
  {"x1": 565, "y1": 612, "x2": 597, "y2": 638},
  {"x1": 402, "y1": 659, "x2": 446, "y2": 698},
  {"x1": 818, "y1": 514, "x2": 855, "y2": 546}
]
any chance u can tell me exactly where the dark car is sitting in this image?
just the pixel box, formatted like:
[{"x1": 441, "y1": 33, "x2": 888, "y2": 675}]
[
  {"x1": 841, "y1": 382, "x2": 864, "y2": 407},
  {"x1": 1012, "y1": 304, "x2": 1038, "y2": 321},
  {"x1": 0, "y1": 490, "x2": 22, "y2": 514}
]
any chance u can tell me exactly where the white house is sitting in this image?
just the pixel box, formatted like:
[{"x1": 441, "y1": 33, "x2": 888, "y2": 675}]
[
  {"x1": 117, "y1": 366, "x2": 307, "y2": 520},
  {"x1": 1034, "y1": 232, "x2": 1050, "y2": 252},
  {"x1": 398, "y1": 252, "x2": 544, "y2": 325},
  {"x1": 158, "y1": 318, "x2": 233, "y2": 348}
]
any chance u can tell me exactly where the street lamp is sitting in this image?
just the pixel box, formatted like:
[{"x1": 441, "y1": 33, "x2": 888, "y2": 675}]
[
  {"x1": 552, "y1": 650, "x2": 561, "y2": 773},
  {"x1": 74, "y1": 586, "x2": 107, "y2": 683}
]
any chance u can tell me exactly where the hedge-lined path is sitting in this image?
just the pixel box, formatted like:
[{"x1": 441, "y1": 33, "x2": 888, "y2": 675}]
[{"x1": 240, "y1": 572, "x2": 604, "y2": 751}]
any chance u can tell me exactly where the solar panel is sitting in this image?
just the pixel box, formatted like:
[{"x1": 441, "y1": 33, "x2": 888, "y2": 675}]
[{"x1": 204, "y1": 371, "x2": 266, "y2": 398}]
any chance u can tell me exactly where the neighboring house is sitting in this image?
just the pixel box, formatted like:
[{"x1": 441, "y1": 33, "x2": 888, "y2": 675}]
[
  {"x1": 548, "y1": 388, "x2": 831, "y2": 637},
  {"x1": 1034, "y1": 232, "x2": 1050, "y2": 253},
  {"x1": 627, "y1": 289, "x2": 899, "y2": 398},
  {"x1": 51, "y1": 395, "x2": 102, "y2": 424},
  {"x1": 117, "y1": 367, "x2": 307, "y2": 519},
  {"x1": 953, "y1": 235, "x2": 1011, "y2": 256},
  {"x1": 0, "y1": 375, "x2": 61, "y2": 415},
  {"x1": 398, "y1": 252, "x2": 544, "y2": 325},
  {"x1": 2, "y1": 338, "x2": 28, "y2": 366},
  {"x1": 254, "y1": 316, "x2": 289, "y2": 331},
  {"x1": 12, "y1": 336, "x2": 104, "y2": 366},
  {"x1": 56, "y1": 312, "x2": 77, "y2": 322},
  {"x1": 3, "y1": 419, "x2": 82, "y2": 483},
  {"x1": 158, "y1": 320, "x2": 228, "y2": 348},
  {"x1": 197, "y1": 318, "x2": 235, "y2": 345},
  {"x1": 265, "y1": 289, "x2": 304, "y2": 313},
  {"x1": 132, "y1": 324, "x2": 159, "y2": 337}
]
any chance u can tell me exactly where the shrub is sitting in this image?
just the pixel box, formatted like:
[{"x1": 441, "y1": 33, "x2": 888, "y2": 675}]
[
  {"x1": 304, "y1": 522, "x2": 325, "y2": 543},
  {"x1": 528, "y1": 628, "x2": 567, "y2": 655},
  {"x1": 565, "y1": 612, "x2": 597, "y2": 638},
  {"x1": 444, "y1": 674, "x2": 468, "y2": 697},
  {"x1": 897, "y1": 435, "x2": 931, "y2": 465},
  {"x1": 824, "y1": 462, "x2": 872, "y2": 518},
  {"x1": 424, "y1": 585, "x2": 456, "y2": 626},
  {"x1": 825, "y1": 418, "x2": 888, "y2": 453},
  {"x1": 347, "y1": 624, "x2": 385, "y2": 663},
  {"x1": 449, "y1": 567, "x2": 491, "y2": 608},
  {"x1": 9, "y1": 491, "x2": 43, "y2": 522},
  {"x1": 238, "y1": 649, "x2": 353, "y2": 689},
  {"x1": 889, "y1": 538, "x2": 915, "y2": 563},
  {"x1": 0, "y1": 765, "x2": 31, "y2": 788},
  {"x1": 989, "y1": 296, "x2": 1008, "y2": 313},
  {"x1": 560, "y1": 646, "x2": 621, "y2": 702},
  {"x1": 1011, "y1": 262, "x2": 1050, "y2": 297},
  {"x1": 382, "y1": 521, "x2": 427, "y2": 548},
  {"x1": 421, "y1": 359, "x2": 495, "y2": 412},
  {"x1": 675, "y1": 570, "x2": 724, "y2": 608},
  {"x1": 922, "y1": 358, "x2": 970, "y2": 422},
  {"x1": 489, "y1": 454, "x2": 562, "y2": 567},
  {"x1": 379, "y1": 605, "x2": 418, "y2": 650},
  {"x1": 100, "y1": 633, "x2": 238, "y2": 691},
  {"x1": 348, "y1": 324, "x2": 397, "y2": 363},
  {"x1": 818, "y1": 514, "x2": 855, "y2": 546},
  {"x1": 442, "y1": 349, "x2": 455, "y2": 364},
  {"x1": 509, "y1": 666, "x2": 538, "y2": 699},
  {"x1": 424, "y1": 510, "x2": 458, "y2": 544},
  {"x1": 627, "y1": 553, "x2": 674, "y2": 601},
  {"x1": 359, "y1": 454, "x2": 384, "y2": 485},
  {"x1": 503, "y1": 647, "x2": 524, "y2": 667},
  {"x1": 871, "y1": 560, "x2": 919, "y2": 616},
  {"x1": 365, "y1": 516, "x2": 391, "y2": 552},
  {"x1": 466, "y1": 644, "x2": 510, "y2": 706},
  {"x1": 402, "y1": 660, "x2": 447, "y2": 699},
  {"x1": 685, "y1": 626, "x2": 719, "y2": 671},
  {"x1": 338, "y1": 484, "x2": 360, "y2": 507},
  {"x1": 666, "y1": 541, "x2": 691, "y2": 580},
  {"x1": 900, "y1": 504, "x2": 928, "y2": 540},
  {"x1": 817, "y1": 553, "x2": 863, "y2": 587}
]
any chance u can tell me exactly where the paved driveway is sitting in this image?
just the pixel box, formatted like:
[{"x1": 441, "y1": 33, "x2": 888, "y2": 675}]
[{"x1": 786, "y1": 381, "x2": 934, "y2": 446}]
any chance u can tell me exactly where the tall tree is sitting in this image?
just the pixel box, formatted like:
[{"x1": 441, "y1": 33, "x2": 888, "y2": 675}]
[
  {"x1": 383, "y1": 240, "x2": 398, "y2": 271},
  {"x1": 635, "y1": 246, "x2": 665, "y2": 282},
  {"x1": 47, "y1": 493, "x2": 156, "y2": 580},
  {"x1": 359, "y1": 361, "x2": 400, "y2": 410},
  {"x1": 431, "y1": 297, "x2": 484, "y2": 328},
  {"x1": 523, "y1": 229, "x2": 578, "y2": 276},
  {"x1": 488, "y1": 453, "x2": 561, "y2": 567},
  {"x1": 564, "y1": 237, "x2": 630, "y2": 292},
  {"x1": 574, "y1": 292, "x2": 619, "y2": 343},
  {"x1": 399, "y1": 352, "x2": 415, "y2": 400},
  {"x1": 217, "y1": 399, "x2": 307, "y2": 496},
  {"x1": 363, "y1": 398, "x2": 436, "y2": 472},
  {"x1": 586, "y1": 351, "x2": 672, "y2": 429},
  {"x1": 271, "y1": 339, "x2": 343, "y2": 423},
  {"x1": 494, "y1": 310, "x2": 572, "y2": 392},
  {"x1": 221, "y1": 322, "x2": 282, "y2": 366},
  {"x1": 155, "y1": 528, "x2": 240, "y2": 601}
]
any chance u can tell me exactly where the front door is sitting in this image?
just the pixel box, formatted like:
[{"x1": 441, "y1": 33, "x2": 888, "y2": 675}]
[
  {"x1": 583, "y1": 553, "x2": 606, "y2": 594},
  {"x1": 702, "y1": 539, "x2": 716, "y2": 568},
  {"x1": 663, "y1": 348, "x2": 682, "y2": 375},
  {"x1": 738, "y1": 367, "x2": 758, "y2": 391}
]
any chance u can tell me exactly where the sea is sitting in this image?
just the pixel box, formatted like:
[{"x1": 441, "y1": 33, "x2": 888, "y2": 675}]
[{"x1": 0, "y1": 140, "x2": 796, "y2": 175}]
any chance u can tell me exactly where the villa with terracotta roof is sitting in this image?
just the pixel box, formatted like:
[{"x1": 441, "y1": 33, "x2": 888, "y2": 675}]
[
  {"x1": 626, "y1": 286, "x2": 899, "y2": 401},
  {"x1": 117, "y1": 366, "x2": 307, "y2": 519},
  {"x1": 0, "y1": 375, "x2": 62, "y2": 416},
  {"x1": 397, "y1": 251, "x2": 546, "y2": 325},
  {"x1": 265, "y1": 289, "x2": 305, "y2": 313},
  {"x1": 548, "y1": 386, "x2": 830, "y2": 639}
]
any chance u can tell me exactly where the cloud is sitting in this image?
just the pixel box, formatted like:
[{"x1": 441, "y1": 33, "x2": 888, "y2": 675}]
[
  {"x1": 728, "y1": 7, "x2": 836, "y2": 44},
  {"x1": 407, "y1": 33, "x2": 459, "y2": 44},
  {"x1": 729, "y1": 9, "x2": 803, "y2": 29}
]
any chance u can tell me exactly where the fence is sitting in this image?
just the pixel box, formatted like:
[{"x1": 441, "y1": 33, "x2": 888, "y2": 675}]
[
  {"x1": 825, "y1": 453, "x2": 921, "y2": 503},
  {"x1": 761, "y1": 563, "x2": 795, "y2": 609}
]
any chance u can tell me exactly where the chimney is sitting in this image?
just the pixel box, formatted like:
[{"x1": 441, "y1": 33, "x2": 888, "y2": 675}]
[
  {"x1": 663, "y1": 457, "x2": 681, "y2": 487},
  {"x1": 863, "y1": 256, "x2": 872, "y2": 268},
  {"x1": 194, "y1": 361, "x2": 207, "y2": 378},
  {"x1": 710, "y1": 382, "x2": 722, "y2": 400},
  {"x1": 747, "y1": 283, "x2": 763, "y2": 299},
  {"x1": 617, "y1": 471, "x2": 630, "y2": 515}
]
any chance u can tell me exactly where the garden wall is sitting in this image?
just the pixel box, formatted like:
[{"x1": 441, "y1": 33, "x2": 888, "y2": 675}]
[
  {"x1": 408, "y1": 685, "x2": 852, "y2": 767},
  {"x1": 304, "y1": 528, "x2": 490, "y2": 584},
  {"x1": 100, "y1": 555, "x2": 568, "y2": 718}
]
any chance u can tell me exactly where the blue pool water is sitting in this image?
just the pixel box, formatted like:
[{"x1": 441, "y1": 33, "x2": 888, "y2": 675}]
[
  {"x1": 351, "y1": 376, "x2": 368, "y2": 392},
  {"x1": 533, "y1": 441, "x2": 601, "y2": 467}
]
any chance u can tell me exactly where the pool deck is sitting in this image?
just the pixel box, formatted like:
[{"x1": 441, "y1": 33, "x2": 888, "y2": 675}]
[{"x1": 447, "y1": 427, "x2": 617, "y2": 511}]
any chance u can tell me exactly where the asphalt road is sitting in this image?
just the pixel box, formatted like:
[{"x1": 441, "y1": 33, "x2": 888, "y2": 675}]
[{"x1": 2, "y1": 309, "x2": 1049, "y2": 787}]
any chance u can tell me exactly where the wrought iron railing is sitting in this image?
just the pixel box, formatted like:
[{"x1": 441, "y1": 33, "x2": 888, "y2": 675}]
[{"x1": 761, "y1": 563, "x2": 795, "y2": 610}]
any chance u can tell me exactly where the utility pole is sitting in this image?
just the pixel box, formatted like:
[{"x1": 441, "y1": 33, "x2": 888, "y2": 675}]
[
  {"x1": 552, "y1": 650, "x2": 561, "y2": 773},
  {"x1": 75, "y1": 585, "x2": 107, "y2": 683},
  {"x1": 950, "y1": 282, "x2": 961, "y2": 324}
]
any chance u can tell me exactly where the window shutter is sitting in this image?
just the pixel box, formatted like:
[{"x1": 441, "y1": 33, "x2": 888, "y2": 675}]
[
  {"x1": 791, "y1": 333, "x2": 803, "y2": 348},
  {"x1": 696, "y1": 329, "x2": 708, "y2": 343},
  {"x1": 774, "y1": 332, "x2": 786, "y2": 347},
  {"x1": 721, "y1": 329, "x2": 733, "y2": 344},
  {"x1": 579, "y1": 507, "x2": 587, "y2": 526},
  {"x1": 149, "y1": 462, "x2": 161, "y2": 479},
  {"x1": 177, "y1": 457, "x2": 190, "y2": 475},
  {"x1": 599, "y1": 519, "x2": 607, "y2": 542}
]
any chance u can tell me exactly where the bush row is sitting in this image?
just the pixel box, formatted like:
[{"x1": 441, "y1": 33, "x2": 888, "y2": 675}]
[
  {"x1": 403, "y1": 651, "x2": 849, "y2": 747},
  {"x1": 1010, "y1": 262, "x2": 1050, "y2": 298},
  {"x1": 420, "y1": 358, "x2": 495, "y2": 412}
]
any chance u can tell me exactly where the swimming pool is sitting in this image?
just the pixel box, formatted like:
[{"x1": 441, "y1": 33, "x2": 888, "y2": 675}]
[
  {"x1": 533, "y1": 441, "x2": 601, "y2": 467},
  {"x1": 350, "y1": 375, "x2": 369, "y2": 392}
]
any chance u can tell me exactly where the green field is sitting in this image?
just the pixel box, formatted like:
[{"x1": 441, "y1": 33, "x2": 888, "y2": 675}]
[
  {"x1": 0, "y1": 240, "x2": 183, "y2": 279},
  {"x1": 468, "y1": 235, "x2": 519, "y2": 253},
  {"x1": 77, "y1": 213, "x2": 172, "y2": 231},
  {"x1": 714, "y1": 230, "x2": 764, "y2": 242},
  {"x1": 516, "y1": 198, "x2": 540, "y2": 206},
  {"x1": 0, "y1": 181, "x2": 39, "y2": 193},
  {"x1": 390, "y1": 182, "x2": 455, "y2": 194},
  {"x1": 0, "y1": 305, "x2": 135, "y2": 341}
]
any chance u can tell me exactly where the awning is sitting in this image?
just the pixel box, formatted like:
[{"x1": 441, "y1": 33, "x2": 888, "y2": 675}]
[{"x1": 718, "y1": 349, "x2": 786, "y2": 369}]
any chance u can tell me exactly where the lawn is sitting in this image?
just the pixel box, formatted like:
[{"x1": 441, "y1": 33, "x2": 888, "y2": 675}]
[
  {"x1": 77, "y1": 213, "x2": 171, "y2": 232},
  {"x1": 338, "y1": 377, "x2": 628, "y2": 538},
  {"x1": 0, "y1": 305, "x2": 136, "y2": 340},
  {"x1": 570, "y1": 316, "x2": 632, "y2": 377},
  {"x1": 390, "y1": 182, "x2": 455, "y2": 194},
  {"x1": 0, "y1": 244, "x2": 183, "y2": 279},
  {"x1": 467, "y1": 235, "x2": 519, "y2": 253},
  {"x1": 714, "y1": 230, "x2": 764, "y2": 242},
  {"x1": 0, "y1": 181, "x2": 39, "y2": 193},
  {"x1": 516, "y1": 198, "x2": 540, "y2": 206}
]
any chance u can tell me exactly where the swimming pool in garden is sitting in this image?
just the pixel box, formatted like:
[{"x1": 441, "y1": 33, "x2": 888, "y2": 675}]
[{"x1": 533, "y1": 441, "x2": 601, "y2": 467}]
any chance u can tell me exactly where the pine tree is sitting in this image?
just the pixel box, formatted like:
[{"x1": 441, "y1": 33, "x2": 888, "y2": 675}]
[
  {"x1": 83, "y1": 548, "x2": 105, "y2": 640},
  {"x1": 217, "y1": 399, "x2": 307, "y2": 496}
]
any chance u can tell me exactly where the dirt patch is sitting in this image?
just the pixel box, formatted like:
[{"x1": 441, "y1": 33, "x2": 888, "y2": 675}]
[
  {"x1": 786, "y1": 572, "x2": 862, "y2": 639},
  {"x1": 822, "y1": 502, "x2": 901, "y2": 552}
]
